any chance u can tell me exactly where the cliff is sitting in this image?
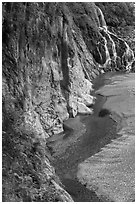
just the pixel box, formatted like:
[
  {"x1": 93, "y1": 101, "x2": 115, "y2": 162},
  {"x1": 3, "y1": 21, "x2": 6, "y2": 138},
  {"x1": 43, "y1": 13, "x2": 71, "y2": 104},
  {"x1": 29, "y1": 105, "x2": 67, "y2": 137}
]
[{"x1": 2, "y1": 2, "x2": 134, "y2": 201}]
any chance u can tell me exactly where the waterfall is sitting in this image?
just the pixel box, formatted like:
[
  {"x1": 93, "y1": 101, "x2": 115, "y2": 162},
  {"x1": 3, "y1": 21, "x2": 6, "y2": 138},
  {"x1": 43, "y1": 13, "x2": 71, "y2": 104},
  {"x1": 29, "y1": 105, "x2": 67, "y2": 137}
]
[
  {"x1": 122, "y1": 41, "x2": 134, "y2": 71},
  {"x1": 99, "y1": 27, "x2": 117, "y2": 71},
  {"x1": 104, "y1": 30, "x2": 117, "y2": 62},
  {"x1": 96, "y1": 6, "x2": 134, "y2": 72},
  {"x1": 101, "y1": 34, "x2": 111, "y2": 67},
  {"x1": 96, "y1": 6, "x2": 107, "y2": 30},
  {"x1": 108, "y1": 30, "x2": 134, "y2": 71}
]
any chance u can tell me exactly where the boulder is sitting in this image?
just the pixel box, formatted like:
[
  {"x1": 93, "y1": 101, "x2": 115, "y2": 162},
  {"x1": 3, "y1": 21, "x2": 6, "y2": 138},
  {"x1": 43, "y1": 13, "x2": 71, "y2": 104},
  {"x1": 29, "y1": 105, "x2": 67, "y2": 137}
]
[
  {"x1": 78, "y1": 94, "x2": 95, "y2": 106},
  {"x1": 77, "y1": 101, "x2": 93, "y2": 115}
]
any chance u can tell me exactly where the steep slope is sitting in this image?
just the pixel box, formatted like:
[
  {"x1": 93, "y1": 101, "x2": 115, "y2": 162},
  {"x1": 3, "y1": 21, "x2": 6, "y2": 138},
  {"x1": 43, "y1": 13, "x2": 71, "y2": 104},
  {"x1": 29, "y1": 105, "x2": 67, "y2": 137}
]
[{"x1": 2, "y1": 2, "x2": 134, "y2": 202}]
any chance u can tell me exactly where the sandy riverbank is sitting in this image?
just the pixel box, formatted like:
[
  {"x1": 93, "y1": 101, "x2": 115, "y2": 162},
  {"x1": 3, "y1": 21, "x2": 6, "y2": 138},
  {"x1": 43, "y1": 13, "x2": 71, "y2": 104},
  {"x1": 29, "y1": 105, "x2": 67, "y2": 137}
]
[
  {"x1": 47, "y1": 72, "x2": 135, "y2": 202},
  {"x1": 77, "y1": 73, "x2": 135, "y2": 202}
]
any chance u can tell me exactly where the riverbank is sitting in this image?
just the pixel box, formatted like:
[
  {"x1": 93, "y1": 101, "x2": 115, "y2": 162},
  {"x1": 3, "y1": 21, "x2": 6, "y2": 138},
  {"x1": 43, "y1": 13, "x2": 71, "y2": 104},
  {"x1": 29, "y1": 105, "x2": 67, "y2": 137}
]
[
  {"x1": 47, "y1": 72, "x2": 135, "y2": 202},
  {"x1": 78, "y1": 73, "x2": 135, "y2": 202}
]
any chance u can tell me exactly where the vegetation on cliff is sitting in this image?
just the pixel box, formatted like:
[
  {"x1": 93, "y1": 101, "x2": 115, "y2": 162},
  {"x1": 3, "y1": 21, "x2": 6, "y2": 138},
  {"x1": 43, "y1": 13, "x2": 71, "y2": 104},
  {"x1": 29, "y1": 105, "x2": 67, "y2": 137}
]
[
  {"x1": 96, "y1": 2, "x2": 135, "y2": 27},
  {"x1": 96, "y1": 2, "x2": 135, "y2": 54}
]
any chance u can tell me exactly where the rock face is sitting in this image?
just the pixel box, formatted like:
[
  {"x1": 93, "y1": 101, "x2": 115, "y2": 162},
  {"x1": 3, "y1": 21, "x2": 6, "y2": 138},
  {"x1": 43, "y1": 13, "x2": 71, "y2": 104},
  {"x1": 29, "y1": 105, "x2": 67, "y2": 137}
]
[{"x1": 2, "y1": 2, "x2": 134, "y2": 202}]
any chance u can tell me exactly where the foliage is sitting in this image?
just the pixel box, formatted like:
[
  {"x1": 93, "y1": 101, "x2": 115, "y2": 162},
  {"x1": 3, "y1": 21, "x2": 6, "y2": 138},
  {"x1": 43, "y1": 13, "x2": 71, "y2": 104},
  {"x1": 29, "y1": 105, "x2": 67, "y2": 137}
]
[{"x1": 96, "y1": 2, "x2": 135, "y2": 27}]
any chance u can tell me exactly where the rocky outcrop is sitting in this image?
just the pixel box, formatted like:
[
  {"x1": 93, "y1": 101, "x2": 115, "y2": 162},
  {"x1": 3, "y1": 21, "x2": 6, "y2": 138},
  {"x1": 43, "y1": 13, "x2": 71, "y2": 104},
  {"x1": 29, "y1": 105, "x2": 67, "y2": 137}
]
[
  {"x1": 2, "y1": 2, "x2": 134, "y2": 134},
  {"x1": 2, "y1": 2, "x2": 134, "y2": 202}
]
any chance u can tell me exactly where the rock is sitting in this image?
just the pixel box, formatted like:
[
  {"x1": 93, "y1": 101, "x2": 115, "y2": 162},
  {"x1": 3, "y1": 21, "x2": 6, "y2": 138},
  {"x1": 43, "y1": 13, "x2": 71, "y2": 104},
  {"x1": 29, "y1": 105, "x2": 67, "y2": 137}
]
[
  {"x1": 69, "y1": 94, "x2": 93, "y2": 116},
  {"x1": 55, "y1": 102, "x2": 69, "y2": 122},
  {"x1": 78, "y1": 94, "x2": 95, "y2": 107},
  {"x1": 77, "y1": 102, "x2": 93, "y2": 115},
  {"x1": 69, "y1": 95, "x2": 78, "y2": 117},
  {"x1": 83, "y1": 79, "x2": 94, "y2": 94},
  {"x1": 51, "y1": 61, "x2": 61, "y2": 82},
  {"x1": 35, "y1": 104, "x2": 64, "y2": 135}
]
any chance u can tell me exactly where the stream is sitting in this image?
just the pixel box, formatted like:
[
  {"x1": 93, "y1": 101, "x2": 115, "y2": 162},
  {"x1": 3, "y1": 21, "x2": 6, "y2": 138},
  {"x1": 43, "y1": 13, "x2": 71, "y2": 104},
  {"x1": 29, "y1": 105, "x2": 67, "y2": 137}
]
[{"x1": 47, "y1": 71, "x2": 135, "y2": 202}]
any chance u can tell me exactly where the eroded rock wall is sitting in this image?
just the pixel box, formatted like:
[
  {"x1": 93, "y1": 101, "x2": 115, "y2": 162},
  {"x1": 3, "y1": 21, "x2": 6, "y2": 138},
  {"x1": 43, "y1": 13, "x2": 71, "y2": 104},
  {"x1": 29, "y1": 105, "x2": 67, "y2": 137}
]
[
  {"x1": 2, "y1": 2, "x2": 134, "y2": 202},
  {"x1": 3, "y1": 2, "x2": 134, "y2": 135}
]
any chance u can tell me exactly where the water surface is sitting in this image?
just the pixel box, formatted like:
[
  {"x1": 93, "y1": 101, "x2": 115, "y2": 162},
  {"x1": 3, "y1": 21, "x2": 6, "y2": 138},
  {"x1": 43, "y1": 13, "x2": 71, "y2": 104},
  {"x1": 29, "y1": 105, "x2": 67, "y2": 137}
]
[{"x1": 48, "y1": 72, "x2": 135, "y2": 202}]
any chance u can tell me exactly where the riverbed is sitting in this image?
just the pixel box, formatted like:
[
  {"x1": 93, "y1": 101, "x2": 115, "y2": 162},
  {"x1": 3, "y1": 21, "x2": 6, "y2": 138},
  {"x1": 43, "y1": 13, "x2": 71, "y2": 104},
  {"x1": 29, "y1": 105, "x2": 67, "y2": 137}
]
[{"x1": 47, "y1": 72, "x2": 135, "y2": 202}]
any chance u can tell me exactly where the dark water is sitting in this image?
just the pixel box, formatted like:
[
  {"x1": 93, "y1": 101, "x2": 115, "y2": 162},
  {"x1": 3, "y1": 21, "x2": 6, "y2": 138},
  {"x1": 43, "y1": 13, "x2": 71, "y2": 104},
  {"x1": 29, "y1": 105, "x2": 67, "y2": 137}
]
[{"x1": 48, "y1": 72, "x2": 125, "y2": 202}]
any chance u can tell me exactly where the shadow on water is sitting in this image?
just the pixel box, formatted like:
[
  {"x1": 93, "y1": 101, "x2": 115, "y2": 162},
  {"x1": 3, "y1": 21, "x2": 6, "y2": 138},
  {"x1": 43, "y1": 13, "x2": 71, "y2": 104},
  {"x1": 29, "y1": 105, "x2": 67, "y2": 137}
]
[
  {"x1": 98, "y1": 108, "x2": 111, "y2": 117},
  {"x1": 48, "y1": 72, "x2": 125, "y2": 202},
  {"x1": 62, "y1": 178, "x2": 112, "y2": 202}
]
